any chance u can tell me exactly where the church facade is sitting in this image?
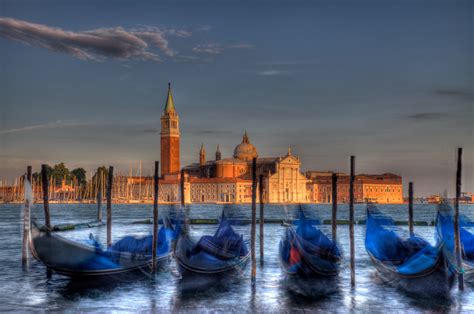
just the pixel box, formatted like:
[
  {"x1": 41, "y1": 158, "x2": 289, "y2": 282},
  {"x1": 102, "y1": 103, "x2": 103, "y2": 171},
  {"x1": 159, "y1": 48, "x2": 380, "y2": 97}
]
[{"x1": 156, "y1": 84, "x2": 403, "y2": 204}]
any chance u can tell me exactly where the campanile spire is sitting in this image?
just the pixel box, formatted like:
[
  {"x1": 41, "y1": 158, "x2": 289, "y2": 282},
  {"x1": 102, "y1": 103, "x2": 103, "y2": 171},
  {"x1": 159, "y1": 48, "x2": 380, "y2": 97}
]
[{"x1": 160, "y1": 82, "x2": 180, "y2": 176}]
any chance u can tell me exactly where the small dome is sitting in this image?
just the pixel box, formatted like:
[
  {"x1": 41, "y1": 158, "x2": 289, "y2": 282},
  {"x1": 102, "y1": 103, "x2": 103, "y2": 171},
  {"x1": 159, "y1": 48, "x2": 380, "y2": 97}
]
[{"x1": 233, "y1": 131, "x2": 258, "y2": 161}]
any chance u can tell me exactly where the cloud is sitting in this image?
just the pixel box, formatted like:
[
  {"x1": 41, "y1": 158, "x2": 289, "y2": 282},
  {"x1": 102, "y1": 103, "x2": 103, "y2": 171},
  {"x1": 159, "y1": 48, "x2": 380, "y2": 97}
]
[
  {"x1": 0, "y1": 17, "x2": 190, "y2": 61},
  {"x1": 0, "y1": 120, "x2": 91, "y2": 135},
  {"x1": 257, "y1": 69, "x2": 287, "y2": 76},
  {"x1": 258, "y1": 60, "x2": 319, "y2": 66},
  {"x1": 434, "y1": 88, "x2": 473, "y2": 99},
  {"x1": 228, "y1": 43, "x2": 254, "y2": 49},
  {"x1": 196, "y1": 25, "x2": 212, "y2": 32},
  {"x1": 192, "y1": 43, "x2": 224, "y2": 55},
  {"x1": 406, "y1": 112, "x2": 447, "y2": 120}
]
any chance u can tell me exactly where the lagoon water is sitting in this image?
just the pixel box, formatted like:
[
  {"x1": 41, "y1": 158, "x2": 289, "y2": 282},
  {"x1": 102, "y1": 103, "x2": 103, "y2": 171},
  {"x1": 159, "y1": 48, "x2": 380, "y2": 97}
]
[{"x1": 1, "y1": 203, "x2": 474, "y2": 312}]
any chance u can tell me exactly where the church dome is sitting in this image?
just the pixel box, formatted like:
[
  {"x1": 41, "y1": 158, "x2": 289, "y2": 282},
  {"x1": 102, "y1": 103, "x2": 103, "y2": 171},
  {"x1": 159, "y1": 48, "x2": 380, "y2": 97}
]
[{"x1": 234, "y1": 131, "x2": 258, "y2": 161}]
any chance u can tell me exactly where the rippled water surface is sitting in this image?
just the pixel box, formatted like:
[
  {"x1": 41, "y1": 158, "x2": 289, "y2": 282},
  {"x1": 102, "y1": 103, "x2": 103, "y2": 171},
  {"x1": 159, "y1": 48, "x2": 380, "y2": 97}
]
[{"x1": 1, "y1": 203, "x2": 474, "y2": 312}]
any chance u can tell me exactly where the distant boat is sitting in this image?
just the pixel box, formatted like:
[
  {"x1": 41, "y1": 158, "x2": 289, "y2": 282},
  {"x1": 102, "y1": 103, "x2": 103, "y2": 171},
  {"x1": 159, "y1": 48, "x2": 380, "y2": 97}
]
[
  {"x1": 365, "y1": 205, "x2": 454, "y2": 297},
  {"x1": 279, "y1": 209, "x2": 342, "y2": 296},
  {"x1": 435, "y1": 205, "x2": 474, "y2": 284},
  {"x1": 29, "y1": 218, "x2": 175, "y2": 279},
  {"x1": 174, "y1": 213, "x2": 250, "y2": 277}
]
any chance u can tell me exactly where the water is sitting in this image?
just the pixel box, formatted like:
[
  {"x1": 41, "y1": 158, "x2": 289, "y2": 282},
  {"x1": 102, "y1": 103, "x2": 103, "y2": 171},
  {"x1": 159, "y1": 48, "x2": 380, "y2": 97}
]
[{"x1": 1, "y1": 203, "x2": 474, "y2": 312}]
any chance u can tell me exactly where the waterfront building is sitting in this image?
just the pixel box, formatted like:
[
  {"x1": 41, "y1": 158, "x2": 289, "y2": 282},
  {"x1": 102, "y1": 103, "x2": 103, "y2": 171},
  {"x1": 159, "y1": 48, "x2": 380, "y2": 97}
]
[{"x1": 307, "y1": 172, "x2": 403, "y2": 204}]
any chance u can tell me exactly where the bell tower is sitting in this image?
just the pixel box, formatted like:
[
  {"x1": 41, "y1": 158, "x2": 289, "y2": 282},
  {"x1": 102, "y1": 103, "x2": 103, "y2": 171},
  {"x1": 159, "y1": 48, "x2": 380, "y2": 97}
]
[{"x1": 160, "y1": 83, "x2": 180, "y2": 176}]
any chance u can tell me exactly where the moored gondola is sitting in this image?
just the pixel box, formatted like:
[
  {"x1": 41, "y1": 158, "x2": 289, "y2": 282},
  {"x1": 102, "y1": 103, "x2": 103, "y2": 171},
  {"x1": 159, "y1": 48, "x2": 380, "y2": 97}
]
[
  {"x1": 436, "y1": 205, "x2": 474, "y2": 284},
  {"x1": 29, "y1": 218, "x2": 175, "y2": 280},
  {"x1": 279, "y1": 209, "x2": 342, "y2": 296},
  {"x1": 174, "y1": 213, "x2": 250, "y2": 279},
  {"x1": 365, "y1": 205, "x2": 454, "y2": 297}
]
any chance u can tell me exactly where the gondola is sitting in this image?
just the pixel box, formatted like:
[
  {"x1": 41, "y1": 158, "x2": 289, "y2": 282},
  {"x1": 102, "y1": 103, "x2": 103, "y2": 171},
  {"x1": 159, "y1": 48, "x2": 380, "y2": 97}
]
[
  {"x1": 435, "y1": 205, "x2": 474, "y2": 284},
  {"x1": 365, "y1": 205, "x2": 454, "y2": 297},
  {"x1": 279, "y1": 209, "x2": 342, "y2": 296},
  {"x1": 174, "y1": 213, "x2": 250, "y2": 278},
  {"x1": 29, "y1": 218, "x2": 175, "y2": 280}
]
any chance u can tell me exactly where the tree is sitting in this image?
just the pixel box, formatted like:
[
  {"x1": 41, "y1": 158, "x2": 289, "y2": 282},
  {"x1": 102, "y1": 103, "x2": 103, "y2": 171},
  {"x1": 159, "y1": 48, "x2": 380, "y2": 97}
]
[
  {"x1": 52, "y1": 163, "x2": 70, "y2": 186},
  {"x1": 71, "y1": 168, "x2": 87, "y2": 187},
  {"x1": 32, "y1": 164, "x2": 53, "y2": 182}
]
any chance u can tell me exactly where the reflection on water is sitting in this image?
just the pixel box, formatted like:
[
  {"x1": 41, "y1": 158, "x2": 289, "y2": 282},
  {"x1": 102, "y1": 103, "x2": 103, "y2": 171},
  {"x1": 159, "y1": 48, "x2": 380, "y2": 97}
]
[{"x1": 1, "y1": 203, "x2": 474, "y2": 312}]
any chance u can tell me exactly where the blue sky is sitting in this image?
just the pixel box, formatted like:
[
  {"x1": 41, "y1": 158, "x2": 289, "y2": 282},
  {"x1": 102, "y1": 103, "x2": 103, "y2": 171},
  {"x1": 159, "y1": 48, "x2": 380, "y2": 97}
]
[{"x1": 0, "y1": 0, "x2": 472, "y2": 196}]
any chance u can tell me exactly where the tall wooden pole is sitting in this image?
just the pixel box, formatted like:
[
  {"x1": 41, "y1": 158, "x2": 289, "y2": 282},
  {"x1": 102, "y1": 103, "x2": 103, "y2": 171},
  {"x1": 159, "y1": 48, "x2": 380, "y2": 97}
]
[
  {"x1": 259, "y1": 174, "x2": 264, "y2": 265},
  {"x1": 181, "y1": 168, "x2": 185, "y2": 207},
  {"x1": 454, "y1": 147, "x2": 464, "y2": 290},
  {"x1": 152, "y1": 161, "x2": 159, "y2": 274},
  {"x1": 331, "y1": 173, "x2": 338, "y2": 241},
  {"x1": 22, "y1": 166, "x2": 32, "y2": 269},
  {"x1": 408, "y1": 182, "x2": 414, "y2": 236},
  {"x1": 349, "y1": 156, "x2": 355, "y2": 287},
  {"x1": 97, "y1": 173, "x2": 102, "y2": 222},
  {"x1": 41, "y1": 164, "x2": 51, "y2": 230},
  {"x1": 251, "y1": 157, "x2": 257, "y2": 286},
  {"x1": 106, "y1": 166, "x2": 114, "y2": 248}
]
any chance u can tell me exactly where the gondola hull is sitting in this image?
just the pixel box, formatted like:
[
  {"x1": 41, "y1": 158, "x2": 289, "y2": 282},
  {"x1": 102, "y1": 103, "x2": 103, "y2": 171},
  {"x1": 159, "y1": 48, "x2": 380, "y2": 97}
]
[
  {"x1": 368, "y1": 252, "x2": 454, "y2": 297},
  {"x1": 366, "y1": 206, "x2": 455, "y2": 297},
  {"x1": 279, "y1": 217, "x2": 342, "y2": 297},
  {"x1": 463, "y1": 261, "x2": 474, "y2": 284},
  {"x1": 174, "y1": 236, "x2": 250, "y2": 278},
  {"x1": 29, "y1": 221, "x2": 171, "y2": 280}
]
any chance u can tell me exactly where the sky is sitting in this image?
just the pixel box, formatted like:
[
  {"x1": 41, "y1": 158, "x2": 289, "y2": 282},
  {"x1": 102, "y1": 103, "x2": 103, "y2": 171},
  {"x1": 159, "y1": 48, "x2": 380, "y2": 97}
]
[{"x1": 0, "y1": 0, "x2": 472, "y2": 197}]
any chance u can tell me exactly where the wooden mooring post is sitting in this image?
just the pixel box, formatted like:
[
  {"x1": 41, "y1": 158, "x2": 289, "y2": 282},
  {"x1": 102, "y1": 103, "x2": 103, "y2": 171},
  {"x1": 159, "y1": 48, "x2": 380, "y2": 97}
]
[
  {"x1": 331, "y1": 173, "x2": 338, "y2": 241},
  {"x1": 97, "y1": 174, "x2": 102, "y2": 222},
  {"x1": 152, "y1": 161, "x2": 159, "y2": 274},
  {"x1": 454, "y1": 147, "x2": 464, "y2": 291},
  {"x1": 106, "y1": 166, "x2": 114, "y2": 248},
  {"x1": 259, "y1": 174, "x2": 264, "y2": 265},
  {"x1": 181, "y1": 168, "x2": 185, "y2": 207},
  {"x1": 22, "y1": 166, "x2": 32, "y2": 269},
  {"x1": 349, "y1": 156, "x2": 355, "y2": 287},
  {"x1": 251, "y1": 157, "x2": 257, "y2": 286},
  {"x1": 408, "y1": 182, "x2": 414, "y2": 236},
  {"x1": 41, "y1": 164, "x2": 51, "y2": 230}
]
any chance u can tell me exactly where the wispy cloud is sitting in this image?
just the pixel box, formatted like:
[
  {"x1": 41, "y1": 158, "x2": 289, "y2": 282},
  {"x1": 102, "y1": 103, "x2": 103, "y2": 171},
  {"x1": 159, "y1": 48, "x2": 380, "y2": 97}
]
[
  {"x1": 258, "y1": 60, "x2": 319, "y2": 66},
  {"x1": 0, "y1": 17, "x2": 191, "y2": 61},
  {"x1": 192, "y1": 43, "x2": 224, "y2": 55},
  {"x1": 257, "y1": 69, "x2": 287, "y2": 76},
  {"x1": 434, "y1": 88, "x2": 473, "y2": 99},
  {"x1": 192, "y1": 42, "x2": 254, "y2": 55},
  {"x1": 0, "y1": 120, "x2": 91, "y2": 135},
  {"x1": 228, "y1": 43, "x2": 254, "y2": 49},
  {"x1": 406, "y1": 112, "x2": 447, "y2": 121}
]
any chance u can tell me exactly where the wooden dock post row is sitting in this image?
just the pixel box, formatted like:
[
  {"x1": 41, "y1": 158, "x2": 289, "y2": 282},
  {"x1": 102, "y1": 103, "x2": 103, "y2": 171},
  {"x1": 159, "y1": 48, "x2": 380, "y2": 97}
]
[
  {"x1": 454, "y1": 147, "x2": 464, "y2": 291},
  {"x1": 152, "y1": 161, "x2": 159, "y2": 274},
  {"x1": 408, "y1": 182, "x2": 414, "y2": 236},
  {"x1": 106, "y1": 166, "x2": 114, "y2": 248},
  {"x1": 251, "y1": 157, "x2": 257, "y2": 286},
  {"x1": 349, "y1": 156, "x2": 355, "y2": 287},
  {"x1": 259, "y1": 174, "x2": 264, "y2": 265},
  {"x1": 22, "y1": 166, "x2": 32, "y2": 269},
  {"x1": 331, "y1": 173, "x2": 338, "y2": 241}
]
